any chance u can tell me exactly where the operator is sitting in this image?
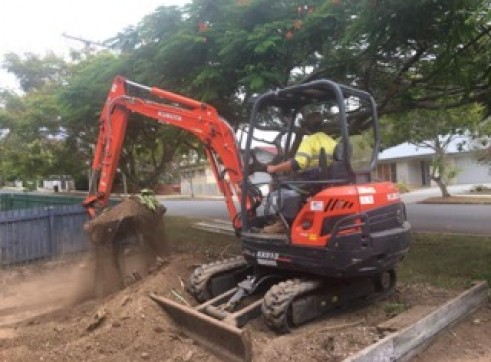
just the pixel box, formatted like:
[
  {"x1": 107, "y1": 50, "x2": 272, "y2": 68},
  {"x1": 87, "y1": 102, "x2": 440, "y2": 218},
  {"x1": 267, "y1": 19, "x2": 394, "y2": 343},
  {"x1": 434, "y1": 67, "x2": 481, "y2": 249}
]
[
  {"x1": 263, "y1": 111, "x2": 337, "y2": 234},
  {"x1": 266, "y1": 111, "x2": 337, "y2": 176}
]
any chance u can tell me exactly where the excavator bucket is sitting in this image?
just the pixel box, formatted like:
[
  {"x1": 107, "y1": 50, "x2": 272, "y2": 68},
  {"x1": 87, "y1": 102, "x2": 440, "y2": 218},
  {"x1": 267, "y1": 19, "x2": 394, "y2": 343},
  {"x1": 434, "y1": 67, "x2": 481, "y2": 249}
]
[
  {"x1": 150, "y1": 293, "x2": 253, "y2": 362},
  {"x1": 84, "y1": 197, "x2": 167, "y2": 297}
]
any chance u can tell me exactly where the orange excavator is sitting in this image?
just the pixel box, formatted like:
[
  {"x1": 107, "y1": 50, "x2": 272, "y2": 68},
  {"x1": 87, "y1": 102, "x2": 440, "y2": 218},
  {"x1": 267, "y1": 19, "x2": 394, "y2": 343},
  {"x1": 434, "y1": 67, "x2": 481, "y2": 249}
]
[{"x1": 83, "y1": 76, "x2": 410, "y2": 361}]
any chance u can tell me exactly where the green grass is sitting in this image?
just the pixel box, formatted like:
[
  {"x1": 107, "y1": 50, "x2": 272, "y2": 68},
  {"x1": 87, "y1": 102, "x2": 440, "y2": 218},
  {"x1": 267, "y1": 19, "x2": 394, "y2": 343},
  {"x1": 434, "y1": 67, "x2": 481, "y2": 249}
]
[
  {"x1": 163, "y1": 216, "x2": 239, "y2": 258},
  {"x1": 163, "y1": 218, "x2": 491, "y2": 291},
  {"x1": 399, "y1": 233, "x2": 491, "y2": 289}
]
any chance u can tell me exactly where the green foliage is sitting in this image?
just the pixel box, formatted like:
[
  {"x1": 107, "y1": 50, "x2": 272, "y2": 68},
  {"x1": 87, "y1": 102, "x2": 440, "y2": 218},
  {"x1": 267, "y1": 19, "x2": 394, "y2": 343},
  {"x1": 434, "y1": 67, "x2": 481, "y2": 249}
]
[
  {"x1": 135, "y1": 189, "x2": 159, "y2": 212},
  {"x1": 23, "y1": 180, "x2": 37, "y2": 192},
  {"x1": 383, "y1": 302, "x2": 409, "y2": 317},
  {"x1": 395, "y1": 182, "x2": 410, "y2": 194},
  {"x1": 1, "y1": 0, "x2": 489, "y2": 191},
  {"x1": 2, "y1": 52, "x2": 69, "y2": 92}
]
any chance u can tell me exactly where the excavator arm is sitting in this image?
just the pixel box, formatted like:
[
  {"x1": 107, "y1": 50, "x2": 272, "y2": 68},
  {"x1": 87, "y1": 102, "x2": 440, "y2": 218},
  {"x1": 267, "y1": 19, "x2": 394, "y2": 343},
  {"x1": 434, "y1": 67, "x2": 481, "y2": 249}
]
[{"x1": 83, "y1": 76, "x2": 258, "y2": 229}]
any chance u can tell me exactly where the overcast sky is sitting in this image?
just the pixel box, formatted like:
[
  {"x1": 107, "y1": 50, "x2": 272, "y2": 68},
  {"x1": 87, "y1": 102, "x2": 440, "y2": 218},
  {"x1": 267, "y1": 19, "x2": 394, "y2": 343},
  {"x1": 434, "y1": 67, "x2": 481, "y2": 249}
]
[{"x1": 0, "y1": 0, "x2": 189, "y2": 90}]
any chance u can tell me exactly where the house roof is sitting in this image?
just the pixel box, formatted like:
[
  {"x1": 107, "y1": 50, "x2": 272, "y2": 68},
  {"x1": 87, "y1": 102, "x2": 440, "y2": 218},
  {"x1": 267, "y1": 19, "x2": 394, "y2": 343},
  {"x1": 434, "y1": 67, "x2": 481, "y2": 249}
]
[{"x1": 378, "y1": 135, "x2": 485, "y2": 161}]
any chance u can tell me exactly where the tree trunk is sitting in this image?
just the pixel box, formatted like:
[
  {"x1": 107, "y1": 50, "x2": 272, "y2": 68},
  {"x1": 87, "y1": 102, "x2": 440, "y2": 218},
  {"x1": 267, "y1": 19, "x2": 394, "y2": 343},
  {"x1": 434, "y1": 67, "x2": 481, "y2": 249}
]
[
  {"x1": 433, "y1": 176, "x2": 451, "y2": 197},
  {"x1": 430, "y1": 142, "x2": 451, "y2": 198}
]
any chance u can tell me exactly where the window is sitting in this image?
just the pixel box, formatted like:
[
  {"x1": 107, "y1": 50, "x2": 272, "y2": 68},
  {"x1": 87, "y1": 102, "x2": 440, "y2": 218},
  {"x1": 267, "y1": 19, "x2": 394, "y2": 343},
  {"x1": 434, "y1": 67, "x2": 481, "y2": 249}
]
[{"x1": 377, "y1": 163, "x2": 397, "y2": 182}]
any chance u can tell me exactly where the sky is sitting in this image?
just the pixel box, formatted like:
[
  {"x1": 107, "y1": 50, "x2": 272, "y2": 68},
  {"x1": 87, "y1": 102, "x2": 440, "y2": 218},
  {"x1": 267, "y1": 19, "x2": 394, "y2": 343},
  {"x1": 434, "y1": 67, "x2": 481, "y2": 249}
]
[{"x1": 0, "y1": 0, "x2": 190, "y2": 91}]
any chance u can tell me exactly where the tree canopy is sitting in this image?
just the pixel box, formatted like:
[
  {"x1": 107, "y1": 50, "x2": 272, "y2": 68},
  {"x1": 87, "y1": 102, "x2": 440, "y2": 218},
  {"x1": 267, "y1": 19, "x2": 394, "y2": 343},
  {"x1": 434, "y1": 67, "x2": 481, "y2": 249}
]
[{"x1": 1, "y1": 0, "x2": 489, "y2": 189}]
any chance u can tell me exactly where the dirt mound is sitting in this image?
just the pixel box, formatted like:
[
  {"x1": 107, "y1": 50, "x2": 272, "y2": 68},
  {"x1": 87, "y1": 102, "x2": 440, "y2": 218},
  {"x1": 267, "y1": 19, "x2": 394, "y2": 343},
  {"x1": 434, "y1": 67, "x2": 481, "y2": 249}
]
[
  {"x1": 84, "y1": 197, "x2": 166, "y2": 245},
  {"x1": 0, "y1": 248, "x2": 460, "y2": 362},
  {"x1": 1, "y1": 213, "x2": 487, "y2": 361}
]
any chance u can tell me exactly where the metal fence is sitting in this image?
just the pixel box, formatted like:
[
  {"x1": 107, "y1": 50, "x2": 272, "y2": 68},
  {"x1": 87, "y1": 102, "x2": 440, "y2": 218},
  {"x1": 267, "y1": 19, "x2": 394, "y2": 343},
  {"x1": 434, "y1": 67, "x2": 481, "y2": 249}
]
[
  {"x1": 0, "y1": 205, "x2": 90, "y2": 266},
  {"x1": 0, "y1": 193, "x2": 87, "y2": 211}
]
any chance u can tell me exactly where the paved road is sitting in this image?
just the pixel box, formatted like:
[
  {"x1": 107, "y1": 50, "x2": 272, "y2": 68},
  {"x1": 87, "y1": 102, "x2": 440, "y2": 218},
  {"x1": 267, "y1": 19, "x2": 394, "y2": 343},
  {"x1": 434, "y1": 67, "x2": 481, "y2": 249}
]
[
  {"x1": 2, "y1": 185, "x2": 491, "y2": 234},
  {"x1": 406, "y1": 204, "x2": 491, "y2": 234}
]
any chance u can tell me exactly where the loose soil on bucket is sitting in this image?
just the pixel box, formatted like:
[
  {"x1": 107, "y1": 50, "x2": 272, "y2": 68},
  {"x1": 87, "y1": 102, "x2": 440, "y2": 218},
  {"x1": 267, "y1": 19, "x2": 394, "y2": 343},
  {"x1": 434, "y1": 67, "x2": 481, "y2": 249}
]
[{"x1": 0, "y1": 211, "x2": 490, "y2": 361}]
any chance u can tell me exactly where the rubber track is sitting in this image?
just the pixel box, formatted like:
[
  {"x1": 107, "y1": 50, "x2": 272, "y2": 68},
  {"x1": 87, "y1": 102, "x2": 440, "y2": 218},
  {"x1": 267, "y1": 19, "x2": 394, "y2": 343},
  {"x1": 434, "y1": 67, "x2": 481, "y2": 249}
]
[
  {"x1": 187, "y1": 256, "x2": 248, "y2": 303},
  {"x1": 261, "y1": 278, "x2": 321, "y2": 334}
]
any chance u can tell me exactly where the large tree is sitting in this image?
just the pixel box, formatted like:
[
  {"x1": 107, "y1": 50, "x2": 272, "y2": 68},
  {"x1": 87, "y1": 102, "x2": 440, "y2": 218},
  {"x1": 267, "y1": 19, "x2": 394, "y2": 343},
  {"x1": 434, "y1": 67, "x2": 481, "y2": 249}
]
[
  {"x1": 108, "y1": 0, "x2": 490, "y2": 126},
  {"x1": 2, "y1": 0, "x2": 489, "y2": 190},
  {"x1": 0, "y1": 53, "x2": 69, "y2": 183}
]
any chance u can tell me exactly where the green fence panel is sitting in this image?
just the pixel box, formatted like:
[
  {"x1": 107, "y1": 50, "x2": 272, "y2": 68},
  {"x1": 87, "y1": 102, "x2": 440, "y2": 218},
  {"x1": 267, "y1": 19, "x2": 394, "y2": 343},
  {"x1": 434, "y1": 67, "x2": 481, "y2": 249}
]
[{"x1": 0, "y1": 193, "x2": 118, "y2": 211}]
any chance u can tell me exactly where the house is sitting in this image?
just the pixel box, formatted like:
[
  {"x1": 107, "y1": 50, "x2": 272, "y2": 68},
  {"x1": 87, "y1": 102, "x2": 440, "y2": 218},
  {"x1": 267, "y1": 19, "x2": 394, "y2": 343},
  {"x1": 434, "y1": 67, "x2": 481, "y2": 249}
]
[
  {"x1": 180, "y1": 162, "x2": 221, "y2": 196},
  {"x1": 42, "y1": 175, "x2": 75, "y2": 192},
  {"x1": 179, "y1": 146, "x2": 277, "y2": 197},
  {"x1": 377, "y1": 136, "x2": 491, "y2": 188}
]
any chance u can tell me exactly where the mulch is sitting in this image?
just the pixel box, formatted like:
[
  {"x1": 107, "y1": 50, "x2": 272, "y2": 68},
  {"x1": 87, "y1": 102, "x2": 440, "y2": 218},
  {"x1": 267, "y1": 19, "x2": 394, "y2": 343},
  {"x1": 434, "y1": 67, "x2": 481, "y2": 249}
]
[{"x1": 419, "y1": 195, "x2": 491, "y2": 205}]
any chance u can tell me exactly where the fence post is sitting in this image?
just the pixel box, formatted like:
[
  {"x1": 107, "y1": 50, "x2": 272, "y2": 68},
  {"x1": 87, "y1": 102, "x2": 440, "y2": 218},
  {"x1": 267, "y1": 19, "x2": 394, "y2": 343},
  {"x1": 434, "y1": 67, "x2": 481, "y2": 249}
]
[{"x1": 47, "y1": 206, "x2": 56, "y2": 258}]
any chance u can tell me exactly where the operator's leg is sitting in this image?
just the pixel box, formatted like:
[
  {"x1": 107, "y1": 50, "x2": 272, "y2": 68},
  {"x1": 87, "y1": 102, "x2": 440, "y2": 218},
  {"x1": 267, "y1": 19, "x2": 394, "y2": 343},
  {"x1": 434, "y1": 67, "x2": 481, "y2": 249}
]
[{"x1": 263, "y1": 188, "x2": 302, "y2": 234}]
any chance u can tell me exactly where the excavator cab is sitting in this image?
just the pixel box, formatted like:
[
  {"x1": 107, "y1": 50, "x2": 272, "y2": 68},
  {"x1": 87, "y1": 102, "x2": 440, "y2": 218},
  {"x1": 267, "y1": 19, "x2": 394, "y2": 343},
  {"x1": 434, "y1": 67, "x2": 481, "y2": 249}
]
[{"x1": 240, "y1": 80, "x2": 380, "y2": 235}]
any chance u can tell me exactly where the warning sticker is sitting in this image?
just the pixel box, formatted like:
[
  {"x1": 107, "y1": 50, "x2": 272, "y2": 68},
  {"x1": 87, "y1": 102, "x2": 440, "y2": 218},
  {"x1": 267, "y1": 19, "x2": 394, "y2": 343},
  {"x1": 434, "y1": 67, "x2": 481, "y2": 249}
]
[
  {"x1": 387, "y1": 192, "x2": 400, "y2": 201},
  {"x1": 359, "y1": 195, "x2": 374, "y2": 205},
  {"x1": 357, "y1": 186, "x2": 376, "y2": 194},
  {"x1": 310, "y1": 201, "x2": 324, "y2": 211}
]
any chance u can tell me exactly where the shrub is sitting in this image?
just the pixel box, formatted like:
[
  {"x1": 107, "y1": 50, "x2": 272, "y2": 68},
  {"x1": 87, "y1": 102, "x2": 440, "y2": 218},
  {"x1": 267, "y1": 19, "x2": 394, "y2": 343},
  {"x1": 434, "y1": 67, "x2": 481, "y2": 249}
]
[{"x1": 396, "y1": 182, "x2": 410, "y2": 193}]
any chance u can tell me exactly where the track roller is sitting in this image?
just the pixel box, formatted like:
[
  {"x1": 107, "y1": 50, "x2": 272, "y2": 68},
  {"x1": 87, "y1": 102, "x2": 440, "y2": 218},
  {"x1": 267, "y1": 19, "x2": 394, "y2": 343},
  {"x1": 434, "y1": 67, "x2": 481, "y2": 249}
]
[
  {"x1": 261, "y1": 278, "x2": 322, "y2": 333},
  {"x1": 187, "y1": 256, "x2": 250, "y2": 302}
]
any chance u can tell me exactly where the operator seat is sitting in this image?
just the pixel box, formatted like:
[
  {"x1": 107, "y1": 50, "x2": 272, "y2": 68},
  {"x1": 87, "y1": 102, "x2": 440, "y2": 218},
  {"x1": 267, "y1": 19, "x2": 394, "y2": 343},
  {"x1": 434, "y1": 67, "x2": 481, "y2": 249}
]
[{"x1": 326, "y1": 142, "x2": 352, "y2": 182}]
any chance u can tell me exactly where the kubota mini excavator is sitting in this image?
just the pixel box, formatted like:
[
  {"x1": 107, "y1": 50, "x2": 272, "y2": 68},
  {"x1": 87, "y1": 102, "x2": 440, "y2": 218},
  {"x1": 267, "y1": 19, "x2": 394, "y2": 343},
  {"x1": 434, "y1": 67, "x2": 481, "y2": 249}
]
[{"x1": 83, "y1": 76, "x2": 410, "y2": 362}]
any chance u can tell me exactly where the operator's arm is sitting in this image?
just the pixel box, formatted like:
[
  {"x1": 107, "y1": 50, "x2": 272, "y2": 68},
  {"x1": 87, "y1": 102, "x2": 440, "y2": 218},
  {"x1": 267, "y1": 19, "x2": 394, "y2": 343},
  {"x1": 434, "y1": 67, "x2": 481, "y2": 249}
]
[
  {"x1": 267, "y1": 160, "x2": 295, "y2": 174},
  {"x1": 266, "y1": 136, "x2": 313, "y2": 174},
  {"x1": 267, "y1": 136, "x2": 314, "y2": 174}
]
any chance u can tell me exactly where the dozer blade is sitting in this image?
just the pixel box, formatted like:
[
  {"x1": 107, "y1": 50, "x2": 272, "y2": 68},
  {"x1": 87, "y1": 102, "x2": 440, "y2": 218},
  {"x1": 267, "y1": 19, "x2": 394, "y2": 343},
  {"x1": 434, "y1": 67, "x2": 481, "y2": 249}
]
[{"x1": 150, "y1": 293, "x2": 252, "y2": 362}]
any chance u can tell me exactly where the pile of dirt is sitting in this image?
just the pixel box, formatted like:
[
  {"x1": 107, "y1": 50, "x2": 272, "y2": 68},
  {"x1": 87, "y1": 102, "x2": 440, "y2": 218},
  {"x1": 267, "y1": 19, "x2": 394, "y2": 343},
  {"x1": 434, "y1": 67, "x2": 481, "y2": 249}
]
[
  {"x1": 84, "y1": 196, "x2": 166, "y2": 246},
  {"x1": 0, "y1": 206, "x2": 488, "y2": 361},
  {"x1": 0, "y1": 247, "x2": 461, "y2": 362}
]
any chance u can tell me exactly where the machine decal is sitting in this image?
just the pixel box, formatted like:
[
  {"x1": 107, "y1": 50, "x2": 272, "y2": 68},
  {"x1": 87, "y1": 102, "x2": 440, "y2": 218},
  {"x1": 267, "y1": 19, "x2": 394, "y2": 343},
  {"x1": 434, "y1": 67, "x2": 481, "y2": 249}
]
[
  {"x1": 310, "y1": 200, "x2": 324, "y2": 211},
  {"x1": 387, "y1": 192, "x2": 400, "y2": 201},
  {"x1": 257, "y1": 259, "x2": 278, "y2": 266},
  {"x1": 359, "y1": 195, "x2": 374, "y2": 205},
  {"x1": 357, "y1": 186, "x2": 376, "y2": 194},
  {"x1": 257, "y1": 251, "x2": 279, "y2": 259},
  {"x1": 158, "y1": 111, "x2": 182, "y2": 121},
  {"x1": 257, "y1": 251, "x2": 279, "y2": 266}
]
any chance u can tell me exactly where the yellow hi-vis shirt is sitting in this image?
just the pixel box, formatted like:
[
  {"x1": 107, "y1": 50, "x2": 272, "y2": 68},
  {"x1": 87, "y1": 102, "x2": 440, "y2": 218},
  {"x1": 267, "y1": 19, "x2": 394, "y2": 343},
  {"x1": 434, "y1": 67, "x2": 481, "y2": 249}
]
[{"x1": 294, "y1": 132, "x2": 337, "y2": 170}]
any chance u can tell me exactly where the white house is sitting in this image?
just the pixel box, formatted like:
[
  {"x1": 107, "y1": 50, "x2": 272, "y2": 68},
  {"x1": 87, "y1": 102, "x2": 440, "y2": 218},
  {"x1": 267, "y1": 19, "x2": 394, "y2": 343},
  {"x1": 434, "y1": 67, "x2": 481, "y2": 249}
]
[
  {"x1": 42, "y1": 175, "x2": 75, "y2": 192},
  {"x1": 377, "y1": 136, "x2": 490, "y2": 188},
  {"x1": 180, "y1": 146, "x2": 277, "y2": 197}
]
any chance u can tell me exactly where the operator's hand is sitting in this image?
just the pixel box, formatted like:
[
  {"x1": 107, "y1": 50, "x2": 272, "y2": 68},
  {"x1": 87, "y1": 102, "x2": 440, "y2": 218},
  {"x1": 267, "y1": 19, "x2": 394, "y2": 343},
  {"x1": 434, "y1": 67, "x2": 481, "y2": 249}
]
[
  {"x1": 267, "y1": 160, "x2": 293, "y2": 174},
  {"x1": 266, "y1": 164, "x2": 276, "y2": 174}
]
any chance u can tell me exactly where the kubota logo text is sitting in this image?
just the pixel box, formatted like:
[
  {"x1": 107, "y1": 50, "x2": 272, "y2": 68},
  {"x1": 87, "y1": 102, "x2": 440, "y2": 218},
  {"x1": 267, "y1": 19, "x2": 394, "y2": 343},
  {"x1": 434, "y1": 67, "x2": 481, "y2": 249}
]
[{"x1": 158, "y1": 111, "x2": 182, "y2": 121}]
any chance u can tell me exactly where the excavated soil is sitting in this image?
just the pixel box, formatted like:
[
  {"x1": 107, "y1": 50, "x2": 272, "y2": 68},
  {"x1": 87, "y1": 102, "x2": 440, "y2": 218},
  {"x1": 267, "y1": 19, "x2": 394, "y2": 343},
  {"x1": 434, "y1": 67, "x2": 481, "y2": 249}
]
[
  {"x1": 0, "y1": 209, "x2": 489, "y2": 361},
  {"x1": 0, "y1": 253, "x2": 459, "y2": 362}
]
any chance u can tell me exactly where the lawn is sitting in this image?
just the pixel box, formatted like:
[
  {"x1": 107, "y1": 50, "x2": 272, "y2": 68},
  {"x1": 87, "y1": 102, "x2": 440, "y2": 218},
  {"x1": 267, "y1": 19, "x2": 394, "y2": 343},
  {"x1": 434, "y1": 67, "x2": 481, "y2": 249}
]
[
  {"x1": 164, "y1": 217, "x2": 491, "y2": 291},
  {"x1": 399, "y1": 233, "x2": 491, "y2": 289}
]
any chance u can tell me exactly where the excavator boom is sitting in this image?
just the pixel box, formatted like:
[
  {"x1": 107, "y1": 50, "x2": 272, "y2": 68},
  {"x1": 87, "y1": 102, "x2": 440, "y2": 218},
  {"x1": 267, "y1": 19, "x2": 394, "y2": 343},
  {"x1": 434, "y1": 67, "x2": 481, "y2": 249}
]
[{"x1": 83, "y1": 76, "x2": 252, "y2": 228}]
